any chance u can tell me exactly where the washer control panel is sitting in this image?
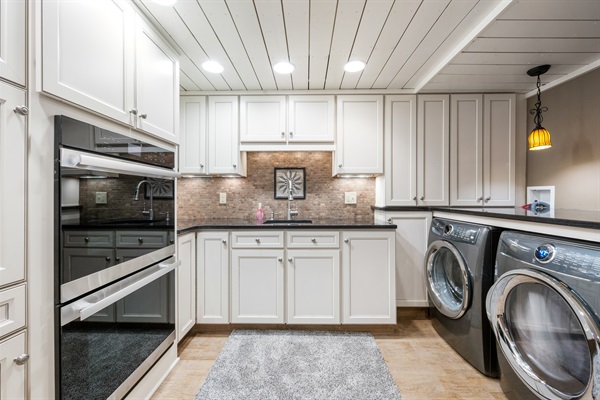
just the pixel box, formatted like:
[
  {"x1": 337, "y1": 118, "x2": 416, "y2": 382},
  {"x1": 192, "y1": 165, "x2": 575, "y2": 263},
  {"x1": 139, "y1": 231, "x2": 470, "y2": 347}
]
[
  {"x1": 534, "y1": 244, "x2": 556, "y2": 263},
  {"x1": 444, "y1": 224, "x2": 479, "y2": 244}
]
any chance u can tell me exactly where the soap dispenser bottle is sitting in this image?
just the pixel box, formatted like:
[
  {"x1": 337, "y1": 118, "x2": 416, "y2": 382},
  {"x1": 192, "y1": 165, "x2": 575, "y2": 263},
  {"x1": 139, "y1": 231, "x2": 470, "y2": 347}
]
[{"x1": 256, "y1": 203, "x2": 264, "y2": 223}]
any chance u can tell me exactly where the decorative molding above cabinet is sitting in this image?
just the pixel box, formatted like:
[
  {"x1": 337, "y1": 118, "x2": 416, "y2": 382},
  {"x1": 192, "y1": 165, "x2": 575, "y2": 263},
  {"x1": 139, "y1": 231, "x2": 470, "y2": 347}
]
[{"x1": 42, "y1": 0, "x2": 180, "y2": 144}]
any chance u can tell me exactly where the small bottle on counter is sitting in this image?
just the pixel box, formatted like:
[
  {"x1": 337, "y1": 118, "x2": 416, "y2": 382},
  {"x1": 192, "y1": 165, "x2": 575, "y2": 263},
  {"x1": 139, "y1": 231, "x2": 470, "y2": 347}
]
[{"x1": 256, "y1": 202, "x2": 264, "y2": 223}]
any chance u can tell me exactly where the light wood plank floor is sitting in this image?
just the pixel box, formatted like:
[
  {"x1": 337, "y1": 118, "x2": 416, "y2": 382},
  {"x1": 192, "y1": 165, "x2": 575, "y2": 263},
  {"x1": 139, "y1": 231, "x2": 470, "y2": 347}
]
[{"x1": 152, "y1": 319, "x2": 508, "y2": 399}]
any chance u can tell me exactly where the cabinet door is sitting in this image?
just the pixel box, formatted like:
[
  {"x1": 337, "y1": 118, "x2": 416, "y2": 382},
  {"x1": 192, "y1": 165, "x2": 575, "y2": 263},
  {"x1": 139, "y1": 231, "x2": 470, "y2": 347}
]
[
  {"x1": 208, "y1": 96, "x2": 241, "y2": 175},
  {"x1": 0, "y1": 332, "x2": 27, "y2": 399},
  {"x1": 341, "y1": 231, "x2": 395, "y2": 324},
  {"x1": 42, "y1": 0, "x2": 135, "y2": 125},
  {"x1": 417, "y1": 95, "x2": 449, "y2": 206},
  {"x1": 387, "y1": 212, "x2": 431, "y2": 307},
  {"x1": 0, "y1": 0, "x2": 25, "y2": 85},
  {"x1": 450, "y1": 94, "x2": 483, "y2": 206},
  {"x1": 240, "y1": 96, "x2": 286, "y2": 142},
  {"x1": 335, "y1": 95, "x2": 383, "y2": 175},
  {"x1": 180, "y1": 96, "x2": 207, "y2": 174},
  {"x1": 134, "y1": 16, "x2": 179, "y2": 144},
  {"x1": 288, "y1": 95, "x2": 335, "y2": 142},
  {"x1": 197, "y1": 232, "x2": 229, "y2": 324},
  {"x1": 484, "y1": 94, "x2": 516, "y2": 206},
  {"x1": 231, "y1": 249, "x2": 284, "y2": 323},
  {"x1": 0, "y1": 82, "x2": 26, "y2": 287},
  {"x1": 287, "y1": 250, "x2": 340, "y2": 324},
  {"x1": 384, "y1": 95, "x2": 417, "y2": 205},
  {"x1": 177, "y1": 233, "x2": 196, "y2": 339}
]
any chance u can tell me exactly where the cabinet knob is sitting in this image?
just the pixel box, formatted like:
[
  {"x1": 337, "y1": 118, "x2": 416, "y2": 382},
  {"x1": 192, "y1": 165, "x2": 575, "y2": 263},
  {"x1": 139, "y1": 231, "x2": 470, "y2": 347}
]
[
  {"x1": 13, "y1": 105, "x2": 29, "y2": 116},
  {"x1": 387, "y1": 218, "x2": 392, "y2": 224},
  {"x1": 419, "y1": 196, "x2": 425, "y2": 201},
  {"x1": 311, "y1": 238, "x2": 316, "y2": 243},
  {"x1": 129, "y1": 109, "x2": 138, "y2": 115},
  {"x1": 200, "y1": 163, "x2": 204, "y2": 168},
  {"x1": 477, "y1": 197, "x2": 483, "y2": 202},
  {"x1": 412, "y1": 196, "x2": 417, "y2": 201},
  {"x1": 288, "y1": 258, "x2": 293, "y2": 262},
  {"x1": 338, "y1": 164, "x2": 343, "y2": 168},
  {"x1": 344, "y1": 239, "x2": 349, "y2": 243},
  {"x1": 278, "y1": 257, "x2": 283, "y2": 262},
  {"x1": 105, "y1": 257, "x2": 111, "y2": 262},
  {"x1": 233, "y1": 164, "x2": 237, "y2": 168},
  {"x1": 289, "y1": 131, "x2": 294, "y2": 138},
  {"x1": 138, "y1": 238, "x2": 144, "y2": 243},
  {"x1": 484, "y1": 196, "x2": 491, "y2": 203},
  {"x1": 222, "y1": 239, "x2": 227, "y2": 245},
  {"x1": 84, "y1": 237, "x2": 89, "y2": 242},
  {"x1": 255, "y1": 238, "x2": 260, "y2": 243},
  {"x1": 14, "y1": 354, "x2": 29, "y2": 366},
  {"x1": 281, "y1": 131, "x2": 285, "y2": 138},
  {"x1": 139, "y1": 113, "x2": 148, "y2": 119},
  {"x1": 115, "y1": 257, "x2": 121, "y2": 262}
]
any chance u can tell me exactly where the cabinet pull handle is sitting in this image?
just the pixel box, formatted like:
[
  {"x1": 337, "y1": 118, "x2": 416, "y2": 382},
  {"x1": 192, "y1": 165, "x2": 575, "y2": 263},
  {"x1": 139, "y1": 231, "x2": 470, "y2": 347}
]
[
  {"x1": 338, "y1": 164, "x2": 343, "y2": 168},
  {"x1": 255, "y1": 238, "x2": 261, "y2": 243},
  {"x1": 419, "y1": 196, "x2": 425, "y2": 201},
  {"x1": 84, "y1": 237, "x2": 89, "y2": 242},
  {"x1": 130, "y1": 109, "x2": 138, "y2": 115},
  {"x1": 484, "y1": 196, "x2": 491, "y2": 203},
  {"x1": 281, "y1": 131, "x2": 285, "y2": 138},
  {"x1": 14, "y1": 354, "x2": 29, "y2": 365},
  {"x1": 289, "y1": 131, "x2": 294, "y2": 138},
  {"x1": 344, "y1": 239, "x2": 349, "y2": 243},
  {"x1": 311, "y1": 238, "x2": 316, "y2": 243},
  {"x1": 278, "y1": 257, "x2": 283, "y2": 262},
  {"x1": 138, "y1": 238, "x2": 144, "y2": 243},
  {"x1": 139, "y1": 113, "x2": 148, "y2": 119},
  {"x1": 222, "y1": 239, "x2": 227, "y2": 245},
  {"x1": 14, "y1": 105, "x2": 29, "y2": 116},
  {"x1": 387, "y1": 218, "x2": 392, "y2": 224},
  {"x1": 105, "y1": 257, "x2": 111, "y2": 262}
]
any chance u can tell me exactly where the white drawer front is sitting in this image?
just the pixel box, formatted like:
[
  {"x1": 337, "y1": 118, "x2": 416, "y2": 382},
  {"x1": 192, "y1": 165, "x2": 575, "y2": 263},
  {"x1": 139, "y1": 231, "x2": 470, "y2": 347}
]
[
  {"x1": 0, "y1": 284, "x2": 26, "y2": 338},
  {"x1": 231, "y1": 231, "x2": 284, "y2": 248},
  {"x1": 286, "y1": 231, "x2": 340, "y2": 248}
]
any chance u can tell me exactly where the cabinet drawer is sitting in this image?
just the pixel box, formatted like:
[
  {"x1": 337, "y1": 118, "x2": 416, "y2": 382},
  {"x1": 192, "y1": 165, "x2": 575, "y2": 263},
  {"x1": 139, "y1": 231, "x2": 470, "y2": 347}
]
[
  {"x1": 231, "y1": 231, "x2": 284, "y2": 248},
  {"x1": 0, "y1": 284, "x2": 26, "y2": 338},
  {"x1": 63, "y1": 230, "x2": 114, "y2": 247},
  {"x1": 286, "y1": 231, "x2": 340, "y2": 248},
  {"x1": 116, "y1": 231, "x2": 168, "y2": 248},
  {"x1": 0, "y1": 331, "x2": 26, "y2": 399}
]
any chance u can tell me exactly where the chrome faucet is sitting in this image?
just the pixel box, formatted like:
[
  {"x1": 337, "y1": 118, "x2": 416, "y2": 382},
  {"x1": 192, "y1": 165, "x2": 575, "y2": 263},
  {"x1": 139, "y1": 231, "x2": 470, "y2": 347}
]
[
  {"x1": 134, "y1": 180, "x2": 154, "y2": 220},
  {"x1": 287, "y1": 179, "x2": 298, "y2": 220}
]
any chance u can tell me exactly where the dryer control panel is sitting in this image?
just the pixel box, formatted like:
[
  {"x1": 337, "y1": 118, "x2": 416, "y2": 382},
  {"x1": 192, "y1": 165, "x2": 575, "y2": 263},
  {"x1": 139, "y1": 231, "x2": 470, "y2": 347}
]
[{"x1": 432, "y1": 219, "x2": 481, "y2": 245}]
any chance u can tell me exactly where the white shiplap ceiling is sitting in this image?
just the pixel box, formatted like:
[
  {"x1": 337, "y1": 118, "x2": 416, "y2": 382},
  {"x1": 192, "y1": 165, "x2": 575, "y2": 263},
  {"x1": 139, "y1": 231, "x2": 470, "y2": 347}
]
[{"x1": 136, "y1": 0, "x2": 600, "y2": 94}]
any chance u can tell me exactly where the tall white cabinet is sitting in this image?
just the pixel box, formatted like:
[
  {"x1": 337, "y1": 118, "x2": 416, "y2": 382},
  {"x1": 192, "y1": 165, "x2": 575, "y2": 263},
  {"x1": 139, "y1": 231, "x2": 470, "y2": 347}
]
[
  {"x1": 176, "y1": 233, "x2": 196, "y2": 341},
  {"x1": 196, "y1": 232, "x2": 230, "y2": 324},
  {"x1": 450, "y1": 94, "x2": 516, "y2": 206}
]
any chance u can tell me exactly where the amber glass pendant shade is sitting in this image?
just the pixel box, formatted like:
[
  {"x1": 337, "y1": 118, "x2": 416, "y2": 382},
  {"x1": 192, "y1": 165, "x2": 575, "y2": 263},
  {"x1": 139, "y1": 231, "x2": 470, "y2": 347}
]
[{"x1": 528, "y1": 126, "x2": 552, "y2": 150}]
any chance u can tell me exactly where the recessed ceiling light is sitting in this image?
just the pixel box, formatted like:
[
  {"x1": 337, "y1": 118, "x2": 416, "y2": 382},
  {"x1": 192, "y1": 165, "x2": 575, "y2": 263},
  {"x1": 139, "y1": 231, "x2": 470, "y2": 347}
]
[
  {"x1": 152, "y1": 0, "x2": 176, "y2": 5},
  {"x1": 202, "y1": 60, "x2": 224, "y2": 74},
  {"x1": 273, "y1": 61, "x2": 295, "y2": 74},
  {"x1": 344, "y1": 60, "x2": 366, "y2": 72}
]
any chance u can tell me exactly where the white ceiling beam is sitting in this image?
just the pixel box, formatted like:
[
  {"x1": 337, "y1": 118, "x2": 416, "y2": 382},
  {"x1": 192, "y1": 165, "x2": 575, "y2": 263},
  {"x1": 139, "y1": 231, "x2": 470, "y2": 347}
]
[{"x1": 524, "y1": 59, "x2": 600, "y2": 98}]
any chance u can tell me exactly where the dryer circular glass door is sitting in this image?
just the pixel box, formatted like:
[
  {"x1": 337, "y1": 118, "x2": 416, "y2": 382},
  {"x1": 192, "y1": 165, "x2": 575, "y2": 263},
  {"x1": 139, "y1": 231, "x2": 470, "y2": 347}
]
[
  {"x1": 425, "y1": 240, "x2": 470, "y2": 319},
  {"x1": 487, "y1": 269, "x2": 600, "y2": 400}
]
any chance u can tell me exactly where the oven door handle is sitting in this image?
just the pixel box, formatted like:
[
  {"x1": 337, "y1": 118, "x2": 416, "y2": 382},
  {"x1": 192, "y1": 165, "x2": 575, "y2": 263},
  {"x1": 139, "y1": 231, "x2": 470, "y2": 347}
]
[
  {"x1": 61, "y1": 259, "x2": 180, "y2": 326},
  {"x1": 61, "y1": 148, "x2": 181, "y2": 179}
]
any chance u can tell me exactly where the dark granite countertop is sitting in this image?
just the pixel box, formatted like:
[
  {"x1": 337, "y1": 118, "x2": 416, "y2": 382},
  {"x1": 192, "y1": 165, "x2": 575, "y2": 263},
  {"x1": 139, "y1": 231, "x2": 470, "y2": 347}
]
[
  {"x1": 372, "y1": 206, "x2": 600, "y2": 230},
  {"x1": 62, "y1": 219, "x2": 175, "y2": 230},
  {"x1": 178, "y1": 218, "x2": 396, "y2": 234}
]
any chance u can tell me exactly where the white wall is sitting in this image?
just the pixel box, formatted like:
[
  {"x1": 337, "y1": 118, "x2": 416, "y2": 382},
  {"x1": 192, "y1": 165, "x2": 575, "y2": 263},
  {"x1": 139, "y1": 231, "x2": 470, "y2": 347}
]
[{"x1": 526, "y1": 68, "x2": 600, "y2": 211}]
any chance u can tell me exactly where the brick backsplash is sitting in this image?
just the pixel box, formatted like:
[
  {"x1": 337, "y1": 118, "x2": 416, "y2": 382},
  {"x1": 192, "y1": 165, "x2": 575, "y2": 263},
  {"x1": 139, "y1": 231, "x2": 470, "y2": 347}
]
[{"x1": 178, "y1": 152, "x2": 375, "y2": 221}]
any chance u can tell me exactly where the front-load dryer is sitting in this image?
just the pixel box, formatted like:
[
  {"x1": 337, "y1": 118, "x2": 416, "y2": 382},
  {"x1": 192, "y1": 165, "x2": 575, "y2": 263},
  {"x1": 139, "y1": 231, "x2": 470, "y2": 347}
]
[
  {"x1": 425, "y1": 218, "x2": 501, "y2": 377},
  {"x1": 487, "y1": 231, "x2": 600, "y2": 400}
]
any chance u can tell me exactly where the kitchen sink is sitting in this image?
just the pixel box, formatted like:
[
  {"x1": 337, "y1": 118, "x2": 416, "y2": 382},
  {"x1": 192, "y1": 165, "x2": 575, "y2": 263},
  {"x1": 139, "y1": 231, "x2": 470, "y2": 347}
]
[{"x1": 262, "y1": 219, "x2": 313, "y2": 224}]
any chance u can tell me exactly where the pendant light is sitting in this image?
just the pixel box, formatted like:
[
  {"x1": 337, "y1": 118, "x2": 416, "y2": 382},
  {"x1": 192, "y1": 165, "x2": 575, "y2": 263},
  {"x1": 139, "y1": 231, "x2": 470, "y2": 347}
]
[{"x1": 527, "y1": 64, "x2": 552, "y2": 151}]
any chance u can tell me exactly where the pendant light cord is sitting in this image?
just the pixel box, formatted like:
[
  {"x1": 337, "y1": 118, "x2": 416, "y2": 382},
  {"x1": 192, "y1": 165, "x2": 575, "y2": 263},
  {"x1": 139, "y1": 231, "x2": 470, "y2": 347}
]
[{"x1": 530, "y1": 74, "x2": 548, "y2": 128}]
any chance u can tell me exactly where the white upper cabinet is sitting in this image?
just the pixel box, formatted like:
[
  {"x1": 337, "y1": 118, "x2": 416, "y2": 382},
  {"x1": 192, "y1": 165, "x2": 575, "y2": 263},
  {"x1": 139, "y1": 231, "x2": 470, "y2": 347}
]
[
  {"x1": 179, "y1": 96, "x2": 207, "y2": 175},
  {"x1": 0, "y1": 82, "x2": 26, "y2": 288},
  {"x1": 239, "y1": 95, "x2": 335, "y2": 150},
  {"x1": 417, "y1": 95, "x2": 449, "y2": 206},
  {"x1": 0, "y1": 0, "x2": 26, "y2": 86},
  {"x1": 335, "y1": 95, "x2": 383, "y2": 175},
  {"x1": 450, "y1": 94, "x2": 515, "y2": 206},
  {"x1": 383, "y1": 95, "x2": 418, "y2": 206},
  {"x1": 208, "y1": 96, "x2": 246, "y2": 176},
  {"x1": 133, "y1": 15, "x2": 179, "y2": 143},
  {"x1": 42, "y1": 0, "x2": 179, "y2": 144}
]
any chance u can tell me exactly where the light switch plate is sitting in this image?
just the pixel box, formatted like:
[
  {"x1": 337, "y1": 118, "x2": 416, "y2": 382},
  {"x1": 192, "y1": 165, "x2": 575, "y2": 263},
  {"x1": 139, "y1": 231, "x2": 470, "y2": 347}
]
[
  {"x1": 345, "y1": 192, "x2": 357, "y2": 204},
  {"x1": 219, "y1": 192, "x2": 227, "y2": 204},
  {"x1": 95, "y1": 192, "x2": 107, "y2": 204}
]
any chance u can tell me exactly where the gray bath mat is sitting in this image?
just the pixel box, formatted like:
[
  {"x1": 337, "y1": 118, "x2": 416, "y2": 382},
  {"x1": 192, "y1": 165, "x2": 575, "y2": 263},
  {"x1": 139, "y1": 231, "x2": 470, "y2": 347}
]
[{"x1": 195, "y1": 330, "x2": 401, "y2": 400}]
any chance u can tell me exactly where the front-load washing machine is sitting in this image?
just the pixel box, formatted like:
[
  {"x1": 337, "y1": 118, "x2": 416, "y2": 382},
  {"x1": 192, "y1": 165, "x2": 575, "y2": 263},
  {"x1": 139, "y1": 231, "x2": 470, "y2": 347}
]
[
  {"x1": 425, "y1": 218, "x2": 501, "y2": 377},
  {"x1": 487, "y1": 231, "x2": 600, "y2": 400}
]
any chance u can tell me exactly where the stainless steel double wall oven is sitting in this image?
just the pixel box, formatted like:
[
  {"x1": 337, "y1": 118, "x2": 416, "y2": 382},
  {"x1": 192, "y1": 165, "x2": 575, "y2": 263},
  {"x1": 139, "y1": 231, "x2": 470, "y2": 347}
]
[{"x1": 54, "y1": 116, "x2": 179, "y2": 399}]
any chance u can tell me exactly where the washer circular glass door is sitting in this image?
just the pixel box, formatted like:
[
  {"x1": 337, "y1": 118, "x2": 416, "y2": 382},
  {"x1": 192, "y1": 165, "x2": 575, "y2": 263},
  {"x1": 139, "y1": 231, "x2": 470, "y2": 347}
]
[
  {"x1": 425, "y1": 240, "x2": 470, "y2": 319},
  {"x1": 487, "y1": 269, "x2": 600, "y2": 400}
]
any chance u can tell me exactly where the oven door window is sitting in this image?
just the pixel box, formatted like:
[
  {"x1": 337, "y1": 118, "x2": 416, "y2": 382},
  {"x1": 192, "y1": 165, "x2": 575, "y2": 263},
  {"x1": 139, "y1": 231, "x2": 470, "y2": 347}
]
[{"x1": 60, "y1": 269, "x2": 175, "y2": 400}]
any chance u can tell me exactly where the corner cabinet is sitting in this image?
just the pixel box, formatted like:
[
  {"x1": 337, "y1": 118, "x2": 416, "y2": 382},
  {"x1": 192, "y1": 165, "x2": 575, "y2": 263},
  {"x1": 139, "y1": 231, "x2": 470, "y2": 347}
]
[
  {"x1": 341, "y1": 231, "x2": 396, "y2": 324},
  {"x1": 42, "y1": 0, "x2": 179, "y2": 144},
  {"x1": 450, "y1": 94, "x2": 516, "y2": 206},
  {"x1": 334, "y1": 95, "x2": 383, "y2": 175},
  {"x1": 176, "y1": 232, "x2": 196, "y2": 341}
]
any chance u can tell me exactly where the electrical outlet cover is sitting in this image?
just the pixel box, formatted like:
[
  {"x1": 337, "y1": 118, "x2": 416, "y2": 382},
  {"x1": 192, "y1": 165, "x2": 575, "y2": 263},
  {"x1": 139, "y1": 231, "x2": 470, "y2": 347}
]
[
  {"x1": 219, "y1": 193, "x2": 227, "y2": 204},
  {"x1": 345, "y1": 192, "x2": 357, "y2": 204}
]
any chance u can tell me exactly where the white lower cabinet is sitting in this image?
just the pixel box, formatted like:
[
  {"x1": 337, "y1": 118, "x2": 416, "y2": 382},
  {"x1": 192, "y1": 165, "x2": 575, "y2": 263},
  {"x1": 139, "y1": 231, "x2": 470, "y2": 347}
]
[
  {"x1": 196, "y1": 232, "x2": 229, "y2": 324},
  {"x1": 231, "y1": 249, "x2": 285, "y2": 324},
  {"x1": 0, "y1": 331, "x2": 27, "y2": 399},
  {"x1": 176, "y1": 232, "x2": 196, "y2": 341},
  {"x1": 341, "y1": 231, "x2": 396, "y2": 324},
  {"x1": 287, "y1": 249, "x2": 340, "y2": 324}
]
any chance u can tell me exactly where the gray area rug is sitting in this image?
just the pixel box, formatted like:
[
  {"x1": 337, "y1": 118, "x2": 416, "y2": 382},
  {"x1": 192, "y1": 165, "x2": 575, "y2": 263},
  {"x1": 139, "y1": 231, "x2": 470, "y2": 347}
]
[{"x1": 195, "y1": 330, "x2": 401, "y2": 400}]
